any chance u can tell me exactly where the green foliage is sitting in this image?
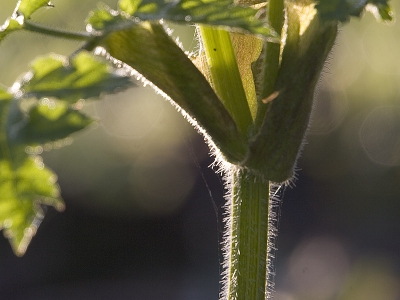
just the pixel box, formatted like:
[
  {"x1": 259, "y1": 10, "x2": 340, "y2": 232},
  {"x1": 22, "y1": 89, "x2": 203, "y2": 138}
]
[
  {"x1": 87, "y1": 5, "x2": 129, "y2": 31},
  {"x1": 0, "y1": 154, "x2": 63, "y2": 256},
  {"x1": 0, "y1": 0, "x2": 52, "y2": 43},
  {"x1": 122, "y1": 0, "x2": 277, "y2": 38},
  {"x1": 245, "y1": 13, "x2": 338, "y2": 182},
  {"x1": 0, "y1": 0, "x2": 394, "y2": 261},
  {"x1": 0, "y1": 88, "x2": 63, "y2": 256},
  {"x1": 316, "y1": 0, "x2": 393, "y2": 22},
  {"x1": 0, "y1": 1, "x2": 396, "y2": 299},
  {"x1": 0, "y1": 0, "x2": 281, "y2": 256},
  {"x1": 241, "y1": 0, "x2": 393, "y2": 182},
  {"x1": 0, "y1": 18, "x2": 22, "y2": 43},
  {"x1": 11, "y1": 101, "x2": 93, "y2": 145},
  {"x1": 102, "y1": 23, "x2": 248, "y2": 162},
  {"x1": 88, "y1": 0, "x2": 278, "y2": 39},
  {"x1": 0, "y1": 52, "x2": 133, "y2": 255},
  {"x1": 16, "y1": 0, "x2": 53, "y2": 19},
  {"x1": 19, "y1": 52, "x2": 133, "y2": 103}
]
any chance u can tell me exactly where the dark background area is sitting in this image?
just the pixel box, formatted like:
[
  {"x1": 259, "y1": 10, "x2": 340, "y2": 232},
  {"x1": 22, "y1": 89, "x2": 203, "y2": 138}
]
[{"x1": 1, "y1": 1, "x2": 400, "y2": 299}]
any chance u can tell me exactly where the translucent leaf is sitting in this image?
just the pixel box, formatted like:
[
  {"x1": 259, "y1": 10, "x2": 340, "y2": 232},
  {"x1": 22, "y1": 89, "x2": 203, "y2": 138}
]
[
  {"x1": 17, "y1": 51, "x2": 133, "y2": 103},
  {"x1": 0, "y1": 18, "x2": 22, "y2": 44},
  {"x1": 316, "y1": 0, "x2": 393, "y2": 22},
  {"x1": 0, "y1": 88, "x2": 64, "y2": 256},
  {"x1": 89, "y1": 0, "x2": 278, "y2": 40},
  {"x1": 102, "y1": 23, "x2": 248, "y2": 163},
  {"x1": 0, "y1": 0, "x2": 54, "y2": 44},
  {"x1": 0, "y1": 87, "x2": 13, "y2": 101},
  {"x1": 11, "y1": 100, "x2": 94, "y2": 145},
  {"x1": 367, "y1": 1, "x2": 394, "y2": 22},
  {"x1": 17, "y1": 0, "x2": 53, "y2": 19},
  {"x1": 87, "y1": 5, "x2": 131, "y2": 31},
  {"x1": 119, "y1": 0, "x2": 141, "y2": 15},
  {"x1": 0, "y1": 51, "x2": 133, "y2": 255},
  {"x1": 0, "y1": 156, "x2": 64, "y2": 256}
]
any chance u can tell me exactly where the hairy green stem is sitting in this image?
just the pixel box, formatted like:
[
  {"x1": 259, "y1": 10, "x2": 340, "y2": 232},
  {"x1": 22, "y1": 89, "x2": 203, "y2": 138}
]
[
  {"x1": 255, "y1": 0, "x2": 284, "y2": 128},
  {"x1": 23, "y1": 20, "x2": 93, "y2": 41},
  {"x1": 198, "y1": 26, "x2": 253, "y2": 137},
  {"x1": 224, "y1": 168, "x2": 270, "y2": 300},
  {"x1": 198, "y1": 4, "x2": 279, "y2": 300}
]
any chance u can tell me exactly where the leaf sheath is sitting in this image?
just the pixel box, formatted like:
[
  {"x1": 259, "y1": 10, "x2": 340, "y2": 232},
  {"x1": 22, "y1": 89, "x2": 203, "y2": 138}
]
[
  {"x1": 244, "y1": 12, "x2": 338, "y2": 182},
  {"x1": 102, "y1": 22, "x2": 248, "y2": 163}
]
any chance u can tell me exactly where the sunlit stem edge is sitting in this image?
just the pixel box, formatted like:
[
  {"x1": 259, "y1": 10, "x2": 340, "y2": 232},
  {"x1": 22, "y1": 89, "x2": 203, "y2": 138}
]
[
  {"x1": 198, "y1": 26, "x2": 253, "y2": 137},
  {"x1": 23, "y1": 20, "x2": 93, "y2": 41},
  {"x1": 222, "y1": 167, "x2": 270, "y2": 300},
  {"x1": 254, "y1": 0, "x2": 284, "y2": 128}
]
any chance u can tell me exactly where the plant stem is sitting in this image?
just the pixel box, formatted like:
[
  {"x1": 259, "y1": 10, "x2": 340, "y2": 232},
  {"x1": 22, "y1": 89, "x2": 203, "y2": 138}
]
[
  {"x1": 224, "y1": 168, "x2": 270, "y2": 300},
  {"x1": 198, "y1": 4, "x2": 280, "y2": 300},
  {"x1": 23, "y1": 20, "x2": 93, "y2": 41},
  {"x1": 245, "y1": 11, "x2": 338, "y2": 182},
  {"x1": 102, "y1": 24, "x2": 248, "y2": 163},
  {"x1": 255, "y1": 0, "x2": 284, "y2": 128},
  {"x1": 198, "y1": 26, "x2": 253, "y2": 137}
]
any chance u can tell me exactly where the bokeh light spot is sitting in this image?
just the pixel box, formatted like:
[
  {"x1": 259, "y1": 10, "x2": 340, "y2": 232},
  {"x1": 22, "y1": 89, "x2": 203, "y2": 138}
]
[
  {"x1": 360, "y1": 106, "x2": 400, "y2": 166},
  {"x1": 130, "y1": 159, "x2": 196, "y2": 216},
  {"x1": 362, "y1": 23, "x2": 400, "y2": 75},
  {"x1": 287, "y1": 236, "x2": 349, "y2": 300},
  {"x1": 309, "y1": 87, "x2": 348, "y2": 135}
]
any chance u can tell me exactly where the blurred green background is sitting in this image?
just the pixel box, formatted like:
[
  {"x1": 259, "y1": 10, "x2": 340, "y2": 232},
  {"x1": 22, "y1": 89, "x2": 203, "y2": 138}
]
[{"x1": 1, "y1": 1, "x2": 400, "y2": 299}]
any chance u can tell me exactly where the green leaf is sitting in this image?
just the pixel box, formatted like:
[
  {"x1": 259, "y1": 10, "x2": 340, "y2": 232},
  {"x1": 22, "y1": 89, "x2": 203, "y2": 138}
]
[
  {"x1": 87, "y1": 5, "x2": 131, "y2": 31},
  {"x1": 368, "y1": 1, "x2": 394, "y2": 22},
  {"x1": 0, "y1": 0, "x2": 53, "y2": 44},
  {"x1": 102, "y1": 23, "x2": 248, "y2": 163},
  {"x1": 0, "y1": 88, "x2": 64, "y2": 256},
  {"x1": 119, "y1": 0, "x2": 141, "y2": 15},
  {"x1": 0, "y1": 86, "x2": 13, "y2": 101},
  {"x1": 244, "y1": 8, "x2": 338, "y2": 182},
  {"x1": 316, "y1": 0, "x2": 393, "y2": 22},
  {"x1": 11, "y1": 100, "x2": 93, "y2": 145},
  {"x1": 0, "y1": 51, "x2": 132, "y2": 255},
  {"x1": 17, "y1": 51, "x2": 133, "y2": 103},
  {"x1": 198, "y1": 27, "x2": 253, "y2": 135},
  {"x1": 0, "y1": 156, "x2": 64, "y2": 256},
  {"x1": 0, "y1": 18, "x2": 23, "y2": 43},
  {"x1": 17, "y1": 0, "x2": 53, "y2": 19},
  {"x1": 89, "y1": 0, "x2": 278, "y2": 40}
]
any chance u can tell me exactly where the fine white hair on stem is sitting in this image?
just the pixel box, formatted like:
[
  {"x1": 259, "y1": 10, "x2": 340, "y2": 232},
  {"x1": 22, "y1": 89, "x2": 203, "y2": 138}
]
[
  {"x1": 217, "y1": 164, "x2": 284, "y2": 300},
  {"x1": 266, "y1": 182, "x2": 284, "y2": 298},
  {"x1": 96, "y1": 29, "x2": 286, "y2": 300},
  {"x1": 219, "y1": 164, "x2": 239, "y2": 300},
  {"x1": 94, "y1": 45, "x2": 235, "y2": 171}
]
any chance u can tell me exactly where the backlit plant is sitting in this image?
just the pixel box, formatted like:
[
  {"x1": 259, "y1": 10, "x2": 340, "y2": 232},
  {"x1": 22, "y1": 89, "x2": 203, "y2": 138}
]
[{"x1": 0, "y1": 0, "x2": 393, "y2": 299}]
